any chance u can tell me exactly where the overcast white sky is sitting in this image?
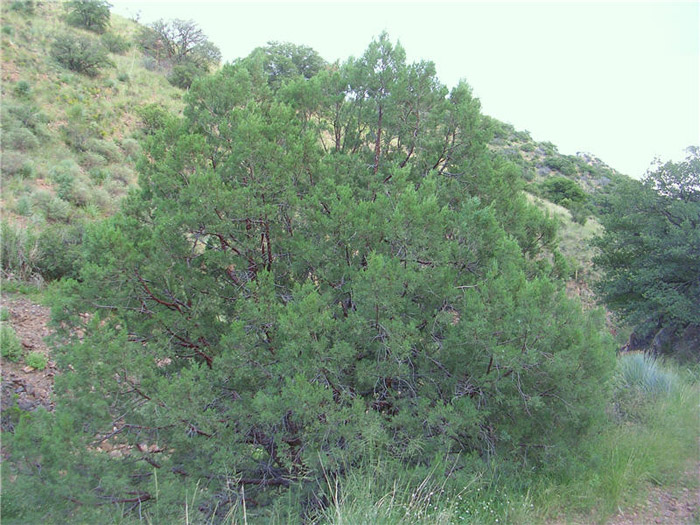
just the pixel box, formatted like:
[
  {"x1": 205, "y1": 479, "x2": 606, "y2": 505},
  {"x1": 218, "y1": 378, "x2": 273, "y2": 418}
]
[{"x1": 110, "y1": 1, "x2": 699, "y2": 178}]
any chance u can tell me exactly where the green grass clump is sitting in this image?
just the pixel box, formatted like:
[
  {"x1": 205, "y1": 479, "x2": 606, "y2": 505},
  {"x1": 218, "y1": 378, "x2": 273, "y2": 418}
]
[
  {"x1": 528, "y1": 355, "x2": 699, "y2": 522},
  {"x1": 615, "y1": 352, "x2": 678, "y2": 398},
  {"x1": 0, "y1": 307, "x2": 10, "y2": 322},
  {"x1": 25, "y1": 351, "x2": 48, "y2": 370},
  {"x1": 1, "y1": 220, "x2": 41, "y2": 280},
  {"x1": 1, "y1": 323, "x2": 23, "y2": 361}
]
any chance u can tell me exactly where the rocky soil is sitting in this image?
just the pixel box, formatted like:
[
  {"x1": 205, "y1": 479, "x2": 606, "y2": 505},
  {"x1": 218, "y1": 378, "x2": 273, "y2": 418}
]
[{"x1": 1, "y1": 295, "x2": 56, "y2": 431}]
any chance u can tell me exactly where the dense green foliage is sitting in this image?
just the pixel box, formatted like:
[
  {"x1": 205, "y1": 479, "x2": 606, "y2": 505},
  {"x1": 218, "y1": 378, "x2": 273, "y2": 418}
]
[
  {"x1": 3, "y1": 35, "x2": 617, "y2": 523},
  {"x1": 249, "y1": 41, "x2": 327, "y2": 88},
  {"x1": 65, "y1": 0, "x2": 111, "y2": 34},
  {"x1": 50, "y1": 33, "x2": 113, "y2": 77},
  {"x1": 595, "y1": 148, "x2": 700, "y2": 356}
]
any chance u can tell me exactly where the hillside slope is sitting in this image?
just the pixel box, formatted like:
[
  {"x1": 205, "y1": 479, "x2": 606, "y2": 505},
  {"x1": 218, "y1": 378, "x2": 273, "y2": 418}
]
[{"x1": 1, "y1": 2, "x2": 183, "y2": 232}]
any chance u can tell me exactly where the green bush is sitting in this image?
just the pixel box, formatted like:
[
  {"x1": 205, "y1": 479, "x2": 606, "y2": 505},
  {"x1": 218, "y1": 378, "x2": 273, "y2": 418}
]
[
  {"x1": 85, "y1": 138, "x2": 122, "y2": 162},
  {"x1": 33, "y1": 191, "x2": 71, "y2": 223},
  {"x1": 5, "y1": 39, "x2": 616, "y2": 522},
  {"x1": 119, "y1": 138, "x2": 140, "y2": 160},
  {"x1": 36, "y1": 223, "x2": 85, "y2": 280},
  {"x1": 26, "y1": 351, "x2": 48, "y2": 370},
  {"x1": 541, "y1": 176, "x2": 587, "y2": 206},
  {"x1": 88, "y1": 167, "x2": 109, "y2": 184},
  {"x1": 13, "y1": 80, "x2": 32, "y2": 98},
  {"x1": 0, "y1": 307, "x2": 10, "y2": 322},
  {"x1": 15, "y1": 195, "x2": 33, "y2": 216},
  {"x1": 9, "y1": 0, "x2": 35, "y2": 15},
  {"x1": 168, "y1": 62, "x2": 204, "y2": 89},
  {"x1": 101, "y1": 32, "x2": 131, "y2": 54},
  {"x1": 49, "y1": 160, "x2": 81, "y2": 202},
  {"x1": 1, "y1": 152, "x2": 35, "y2": 178},
  {"x1": 65, "y1": 0, "x2": 111, "y2": 34},
  {"x1": 2, "y1": 128, "x2": 39, "y2": 151},
  {"x1": 107, "y1": 164, "x2": 133, "y2": 184},
  {"x1": 0, "y1": 324, "x2": 23, "y2": 361},
  {"x1": 79, "y1": 151, "x2": 107, "y2": 170},
  {"x1": 135, "y1": 103, "x2": 172, "y2": 134},
  {"x1": 51, "y1": 34, "x2": 113, "y2": 77},
  {"x1": 4, "y1": 102, "x2": 47, "y2": 133}
]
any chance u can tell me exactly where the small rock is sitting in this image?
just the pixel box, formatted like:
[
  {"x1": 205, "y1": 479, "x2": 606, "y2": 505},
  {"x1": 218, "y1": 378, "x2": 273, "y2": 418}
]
[
  {"x1": 22, "y1": 366, "x2": 35, "y2": 373},
  {"x1": 17, "y1": 397, "x2": 36, "y2": 411}
]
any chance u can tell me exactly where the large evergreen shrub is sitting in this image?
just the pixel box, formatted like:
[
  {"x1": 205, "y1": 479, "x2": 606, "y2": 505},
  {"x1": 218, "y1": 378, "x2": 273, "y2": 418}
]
[{"x1": 6, "y1": 35, "x2": 614, "y2": 522}]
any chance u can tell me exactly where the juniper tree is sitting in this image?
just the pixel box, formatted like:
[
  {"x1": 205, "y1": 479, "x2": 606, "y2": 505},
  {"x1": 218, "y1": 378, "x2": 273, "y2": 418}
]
[{"x1": 6, "y1": 36, "x2": 614, "y2": 523}]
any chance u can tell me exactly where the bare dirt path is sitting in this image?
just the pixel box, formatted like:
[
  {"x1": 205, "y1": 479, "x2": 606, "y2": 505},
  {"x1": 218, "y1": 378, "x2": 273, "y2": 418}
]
[
  {"x1": 1, "y1": 294, "x2": 57, "y2": 431},
  {"x1": 606, "y1": 463, "x2": 700, "y2": 525}
]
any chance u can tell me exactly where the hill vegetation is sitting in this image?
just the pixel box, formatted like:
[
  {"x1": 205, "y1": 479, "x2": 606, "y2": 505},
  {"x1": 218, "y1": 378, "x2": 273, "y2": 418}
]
[
  {"x1": 1, "y1": 0, "x2": 185, "y2": 281},
  {"x1": 1, "y1": 3, "x2": 698, "y2": 524}
]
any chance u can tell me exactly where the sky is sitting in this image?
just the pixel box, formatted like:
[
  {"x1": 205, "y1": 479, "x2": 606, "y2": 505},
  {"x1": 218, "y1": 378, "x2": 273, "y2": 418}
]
[{"x1": 110, "y1": 1, "x2": 699, "y2": 179}]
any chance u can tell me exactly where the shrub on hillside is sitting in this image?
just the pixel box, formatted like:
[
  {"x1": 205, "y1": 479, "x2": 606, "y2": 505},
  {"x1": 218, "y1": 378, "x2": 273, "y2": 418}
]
[
  {"x1": 540, "y1": 176, "x2": 587, "y2": 206},
  {"x1": 167, "y1": 62, "x2": 202, "y2": 89},
  {"x1": 84, "y1": 138, "x2": 122, "y2": 163},
  {"x1": 79, "y1": 151, "x2": 107, "y2": 170},
  {"x1": 15, "y1": 195, "x2": 33, "y2": 216},
  {"x1": 107, "y1": 164, "x2": 133, "y2": 184},
  {"x1": 3, "y1": 102, "x2": 47, "y2": 134},
  {"x1": 101, "y1": 32, "x2": 130, "y2": 54},
  {"x1": 65, "y1": 0, "x2": 111, "y2": 34},
  {"x1": 2, "y1": 129, "x2": 39, "y2": 151},
  {"x1": 9, "y1": 0, "x2": 35, "y2": 15},
  {"x1": 6, "y1": 37, "x2": 615, "y2": 522},
  {"x1": 13, "y1": 80, "x2": 32, "y2": 98},
  {"x1": 51, "y1": 34, "x2": 113, "y2": 77},
  {"x1": 1, "y1": 152, "x2": 35, "y2": 178},
  {"x1": 32, "y1": 191, "x2": 71, "y2": 223},
  {"x1": 36, "y1": 223, "x2": 85, "y2": 281},
  {"x1": 50, "y1": 160, "x2": 81, "y2": 202},
  {"x1": 119, "y1": 138, "x2": 141, "y2": 160}
]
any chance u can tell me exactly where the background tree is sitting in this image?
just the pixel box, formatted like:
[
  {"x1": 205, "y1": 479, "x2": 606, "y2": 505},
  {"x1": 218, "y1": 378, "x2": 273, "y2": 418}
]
[
  {"x1": 595, "y1": 147, "x2": 700, "y2": 357},
  {"x1": 51, "y1": 33, "x2": 113, "y2": 77},
  {"x1": 65, "y1": 0, "x2": 111, "y2": 34},
  {"x1": 138, "y1": 19, "x2": 221, "y2": 88},
  {"x1": 249, "y1": 41, "x2": 326, "y2": 88}
]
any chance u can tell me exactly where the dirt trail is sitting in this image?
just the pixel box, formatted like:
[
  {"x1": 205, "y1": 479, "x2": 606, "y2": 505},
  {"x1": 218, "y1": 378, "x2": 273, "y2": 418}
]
[
  {"x1": 607, "y1": 464, "x2": 700, "y2": 524},
  {"x1": 1, "y1": 294, "x2": 56, "y2": 431},
  {"x1": 607, "y1": 414, "x2": 700, "y2": 525}
]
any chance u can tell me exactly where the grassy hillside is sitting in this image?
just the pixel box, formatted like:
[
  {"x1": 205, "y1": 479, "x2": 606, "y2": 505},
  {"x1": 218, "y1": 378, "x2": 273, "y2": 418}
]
[{"x1": 1, "y1": 1, "x2": 183, "y2": 238}]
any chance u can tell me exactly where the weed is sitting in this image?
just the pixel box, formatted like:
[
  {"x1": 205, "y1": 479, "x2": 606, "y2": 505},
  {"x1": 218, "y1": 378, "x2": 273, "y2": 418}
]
[
  {"x1": 1, "y1": 220, "x2": 41, "y2": 280},
  {"x1": 25, "y1": 351, "x2": 48, "y2": 370},
  {"x1": 0, "y1": 323, "x2": 23, "y2": 361},
  {"x1": 13, "y1": 80, "x2": 32, "y2": 98}
]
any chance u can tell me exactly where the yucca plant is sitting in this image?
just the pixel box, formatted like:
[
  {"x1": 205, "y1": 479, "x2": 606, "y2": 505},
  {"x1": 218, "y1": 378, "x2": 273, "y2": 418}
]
[{"x1": 616, "y1": 352, "x2": 678, "y2": 397}]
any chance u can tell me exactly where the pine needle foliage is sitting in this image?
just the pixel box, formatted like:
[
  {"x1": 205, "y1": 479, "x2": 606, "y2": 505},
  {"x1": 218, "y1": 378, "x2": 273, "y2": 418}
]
[{"x1": 6, "y1": 34, "x2": 615, "y2": 523}]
